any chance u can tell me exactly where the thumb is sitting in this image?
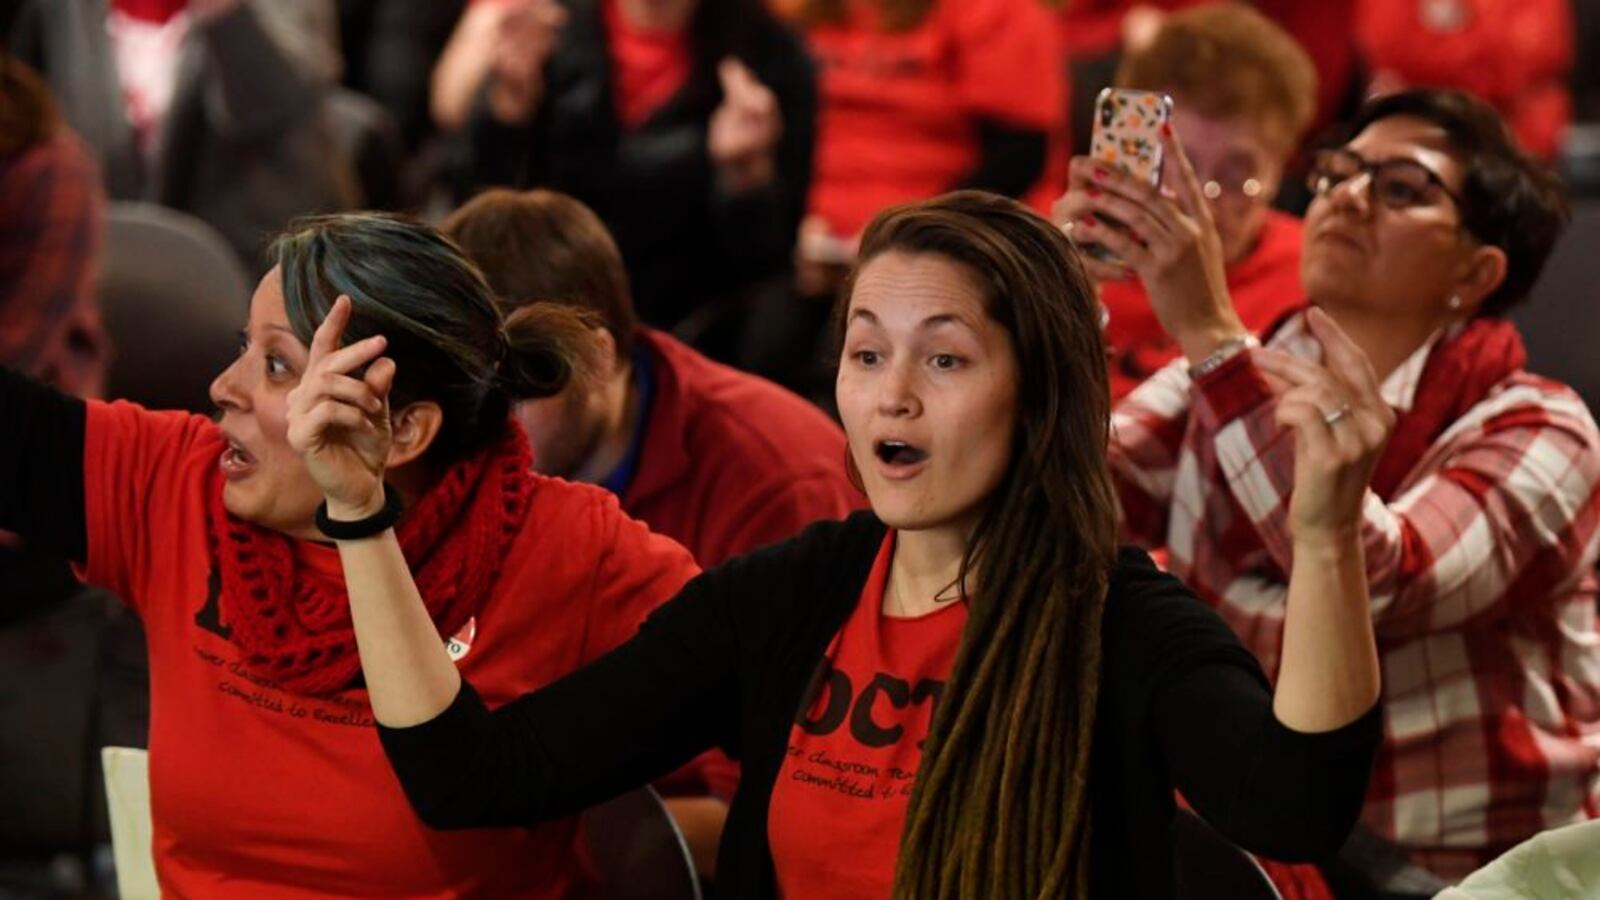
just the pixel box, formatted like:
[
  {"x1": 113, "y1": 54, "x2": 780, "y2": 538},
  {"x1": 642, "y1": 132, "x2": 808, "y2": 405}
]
[
  {"x1": 718, "y1": 57, "x2": 755, "y2": 100},
  {"x1": 1306, "y1": 306, "x2": 1381, "y2": 395},
  {"x1": 365, "y1": 356, "x2": 398, "y2": 414}
]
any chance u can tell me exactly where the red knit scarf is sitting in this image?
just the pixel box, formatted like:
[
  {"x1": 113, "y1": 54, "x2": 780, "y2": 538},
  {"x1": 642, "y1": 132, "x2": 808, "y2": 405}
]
[
  {"x1": 1365, "y1": 316, "x2": 1526, "y2": 501},
  {"x1": 207, "y1": 425, "x2": 535, "y2": 696}
]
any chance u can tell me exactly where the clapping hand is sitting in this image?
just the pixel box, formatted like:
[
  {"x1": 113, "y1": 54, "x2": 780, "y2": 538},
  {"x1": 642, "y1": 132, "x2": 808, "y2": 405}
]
[
  {"x1": 285, "y1": 297, "x2": 397, "y2": 520},
  {"x1": 709, "y1": 58, "x2": 781, "y2": 193},
  {"x1": 1254, "y1": 307, "x2": 1395, "y2": 544}
]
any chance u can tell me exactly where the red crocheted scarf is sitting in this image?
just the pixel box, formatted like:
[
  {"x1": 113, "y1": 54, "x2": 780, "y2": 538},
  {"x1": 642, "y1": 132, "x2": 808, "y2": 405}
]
[{"x1": 206, "y1": 426, "x2": 534, "y2": 696}]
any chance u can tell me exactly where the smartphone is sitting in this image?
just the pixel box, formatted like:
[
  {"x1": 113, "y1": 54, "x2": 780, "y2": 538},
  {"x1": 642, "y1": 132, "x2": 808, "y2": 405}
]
[{"x1": 1082, "y1": 87, "x2": 1173, "y2": 265}]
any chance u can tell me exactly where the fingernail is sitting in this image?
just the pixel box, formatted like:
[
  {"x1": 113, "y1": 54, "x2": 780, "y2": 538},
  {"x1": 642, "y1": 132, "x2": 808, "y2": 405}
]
[
  {"x1": 1093, "y1": 168, "x2": 1108, "y2": 181},
  {"x1": 1083, "y1": 215, "x2": 1097, "y2": 227},
  {"x1": 1160, "y1": 122, "x2": 1172, "y2": 137}
]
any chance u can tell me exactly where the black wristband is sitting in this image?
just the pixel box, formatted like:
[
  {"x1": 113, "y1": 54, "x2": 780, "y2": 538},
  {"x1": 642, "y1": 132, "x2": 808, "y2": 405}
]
[{"x1": 315, "y1": 483, "x2": 404, "y2": 541}]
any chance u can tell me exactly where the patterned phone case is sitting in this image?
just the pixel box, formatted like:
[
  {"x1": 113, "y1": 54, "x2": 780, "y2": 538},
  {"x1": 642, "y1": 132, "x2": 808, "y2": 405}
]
[{"x1": 1090, "y1": 88, "x2": 1172, "y2": 188}]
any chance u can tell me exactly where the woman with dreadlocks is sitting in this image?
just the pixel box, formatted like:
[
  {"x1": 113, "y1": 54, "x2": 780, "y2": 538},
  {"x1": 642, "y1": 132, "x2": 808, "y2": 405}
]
[{"x1": 294, "y1": 187, "x2": 1382, "y2": 899}]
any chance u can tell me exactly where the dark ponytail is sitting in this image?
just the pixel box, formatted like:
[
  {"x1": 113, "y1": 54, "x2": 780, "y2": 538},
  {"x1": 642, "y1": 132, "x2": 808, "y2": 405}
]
[{"x1": 274, "y1": 213, "x2": 598, "y2": 465}]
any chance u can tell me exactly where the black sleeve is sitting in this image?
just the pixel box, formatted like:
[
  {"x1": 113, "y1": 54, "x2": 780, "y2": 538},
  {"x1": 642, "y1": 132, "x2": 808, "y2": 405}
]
[
  {"x1": 377, "y1": 545, "x2": 761, "y2": 830},
  {"x1": 1114, "y1": 549, "x2": 1382, "y2": 862},
  {"x1": 0, "y1": 365, "x2": 88, "y2": 563},
  {"x1": 951, "y1": 118, "x2": 1048, "y2": 198}
]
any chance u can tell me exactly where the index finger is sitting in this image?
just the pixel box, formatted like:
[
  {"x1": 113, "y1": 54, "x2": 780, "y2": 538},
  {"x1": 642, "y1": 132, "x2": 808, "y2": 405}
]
[
  {"x1": 308, "y1": 295, "x2": 353, "y2": 368},
  {"x1": 1306, "y1": 306, "x2": 1384, "y2": 397},
  {"x1": 1159, "y1": 125, "x2": 1210, "y2": 224}
]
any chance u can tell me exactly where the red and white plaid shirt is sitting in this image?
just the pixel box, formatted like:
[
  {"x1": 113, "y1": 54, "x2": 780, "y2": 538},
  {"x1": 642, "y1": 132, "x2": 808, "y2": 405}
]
[{"x1": 1110, "y1": 311, "x2": 1600, "y2": 880}]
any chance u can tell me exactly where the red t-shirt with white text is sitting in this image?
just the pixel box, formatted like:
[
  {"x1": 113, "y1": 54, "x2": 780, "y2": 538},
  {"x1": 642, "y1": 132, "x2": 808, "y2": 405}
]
[
  {"x1": 767, "y1": 531, "x2": 968, "y2": 899},
  {"x1": 78, "y1": 400, "x2": 699, "y2": 899}
]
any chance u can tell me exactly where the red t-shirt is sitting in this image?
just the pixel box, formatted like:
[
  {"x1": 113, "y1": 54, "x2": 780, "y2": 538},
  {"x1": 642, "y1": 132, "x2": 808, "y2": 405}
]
[
  {"x1": 767, "y1": 531, "x2": 968, "y2": 898},
  {"x1": 801, "y1": 0, "x2": 1064, "y2": 238},
  {"x1": 1101, "y1": 210, "x2": 1304, "y2": 400},
  {"x1": 602, "y1": 0, "x2": 692, "y2": 128},
  {"x1": 78, "y1": 400, "x2": 699, "y2": 899}
]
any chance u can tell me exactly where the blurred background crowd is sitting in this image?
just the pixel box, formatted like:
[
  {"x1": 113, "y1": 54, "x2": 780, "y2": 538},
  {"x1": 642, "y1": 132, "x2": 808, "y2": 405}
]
[{"x1": 1, "y1": 0, "x2": 1599, "y2": 897}]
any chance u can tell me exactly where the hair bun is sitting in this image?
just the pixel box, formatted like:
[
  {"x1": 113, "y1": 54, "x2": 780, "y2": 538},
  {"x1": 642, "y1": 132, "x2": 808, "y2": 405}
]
[{"x1": 497, "y1": 303, "x2": 602, "y2": 400}]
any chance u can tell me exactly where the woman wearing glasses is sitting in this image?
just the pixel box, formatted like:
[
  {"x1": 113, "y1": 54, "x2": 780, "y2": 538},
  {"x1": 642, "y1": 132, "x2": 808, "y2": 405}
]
[
  {"x1": 1090, "y1": 3, "x2": 1318, "y2": 401},
  {"x1": 1058, "y1": 88, "x2": 1600, "y2": 894}
]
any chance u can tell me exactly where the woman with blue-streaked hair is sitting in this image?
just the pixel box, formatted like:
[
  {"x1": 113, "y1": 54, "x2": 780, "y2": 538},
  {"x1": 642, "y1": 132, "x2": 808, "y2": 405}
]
[{"x1": 0, "y1": 212, "x2": 702, "y2": 897}]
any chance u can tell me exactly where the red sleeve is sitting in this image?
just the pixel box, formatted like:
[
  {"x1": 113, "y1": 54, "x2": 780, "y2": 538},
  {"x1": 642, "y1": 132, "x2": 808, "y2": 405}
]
[
  {"x1": 949, "y1": 0, "x2": 1064, "y2": 131},
  {"x1": 78, "y1": 400, "x2": 220, "y2": 613},
  {"x1": 579, "y1": 491, "x2": 701, "y2": 665},
  {"x1": 579, "y1": 492, "x2": 734, "y2": 801}
]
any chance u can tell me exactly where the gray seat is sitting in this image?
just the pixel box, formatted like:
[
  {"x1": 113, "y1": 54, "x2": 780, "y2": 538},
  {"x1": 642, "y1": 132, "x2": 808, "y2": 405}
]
[
  {"x1": 1171, "y1": 808, "x2": 1283, "y2": 900},
  {"x1": 1515, "y1": 198, "x2": 1600, "y2": 421},
  {"x1": 96, "y1": 202, "x2": 250, "y2": 413},
  {"x1": 580, "y1": 786, "x2": 702, "y2": 900}
]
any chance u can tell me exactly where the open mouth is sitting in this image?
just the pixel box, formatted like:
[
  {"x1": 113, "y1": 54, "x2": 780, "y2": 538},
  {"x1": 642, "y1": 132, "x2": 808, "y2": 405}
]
[
  {"x1": 874, "y1": 439, "x2": 929, "y2": 468},
  {"x1": 219, "y1": 437, "x2": 258, "y2": 479}
]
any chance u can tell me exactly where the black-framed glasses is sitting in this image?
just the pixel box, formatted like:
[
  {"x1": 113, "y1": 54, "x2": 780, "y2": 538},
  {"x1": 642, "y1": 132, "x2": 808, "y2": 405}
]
[{"x1": 1306, "y1": 148, "x2": 1463, "y2": 211}]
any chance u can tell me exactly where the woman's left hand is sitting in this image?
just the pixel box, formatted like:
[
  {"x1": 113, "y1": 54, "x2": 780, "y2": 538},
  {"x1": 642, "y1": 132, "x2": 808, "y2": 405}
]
[
  {"x1": 1052, "y1": 127, "x2": 1243, "y2": 361},
  {"x1": 285, "y1": 296, "x2": 397, "y2": 519},
  {"x1": 1253, "y1": 307, "x2": 1396, "y2": 545}
]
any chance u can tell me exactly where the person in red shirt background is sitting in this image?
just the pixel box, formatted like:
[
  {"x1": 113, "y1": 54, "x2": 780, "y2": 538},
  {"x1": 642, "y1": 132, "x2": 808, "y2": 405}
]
[
  {"x1": 1058, "y1": 1, "x2": 1362, "y2": 196},
  {"x1": 442, "y1": 187, "x2": 865, "y2": 877},
  {"x1": 1356, "y1": 0, "x2": 1573, "y2": 160},
  {"x1": 0, "y1": 55, "x2": 107, "y2": 400},
  {"x1": 1088, "y1": 3, "x2": 1316, "y2": 400},
  {"x1": 0, "y1": 212, "x2": 701, "y2": 898},
  {"x1": 779, "y1": 0, "x2": 1064, "y2": 294}
]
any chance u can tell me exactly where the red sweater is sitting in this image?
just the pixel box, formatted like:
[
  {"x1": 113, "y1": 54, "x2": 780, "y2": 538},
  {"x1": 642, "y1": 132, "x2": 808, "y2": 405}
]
[
  {"x1": 623, "y1": 330, "x2": 864, "y2": 568},
  {"x1": 79, "y1": 400, "x2": 698, "y2": 898},
  {"x1": 1101, "y1": 210, "x2": 1303, "y2": 401}
]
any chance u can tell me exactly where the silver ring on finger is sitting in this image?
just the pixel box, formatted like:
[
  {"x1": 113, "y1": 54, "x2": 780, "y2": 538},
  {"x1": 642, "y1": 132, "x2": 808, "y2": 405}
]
[{"x1": 1322, "y1": 403, "x2": 1352, "y2": 427}]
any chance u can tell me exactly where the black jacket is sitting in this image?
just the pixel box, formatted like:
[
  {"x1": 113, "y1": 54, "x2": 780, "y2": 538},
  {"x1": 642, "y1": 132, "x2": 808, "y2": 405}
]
[
  {"x1": 463, "y1": 0, "x2": 816, "y2": 330},
  {"x1": 381, "y1": 512, "x2": 1381, "y2": 899}
]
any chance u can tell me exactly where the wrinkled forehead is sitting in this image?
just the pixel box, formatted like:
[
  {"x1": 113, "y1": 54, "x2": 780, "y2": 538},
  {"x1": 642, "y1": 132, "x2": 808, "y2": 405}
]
[{"x1": 845, "y1": 252, "x2": 993, "y2": 333}]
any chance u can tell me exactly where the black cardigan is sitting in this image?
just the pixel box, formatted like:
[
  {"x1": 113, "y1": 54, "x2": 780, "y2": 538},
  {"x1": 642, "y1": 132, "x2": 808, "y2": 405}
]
[
  {"x1": 381, "y1": 513, "x2": 1381, "y2": 899},
  {"x1": 463, "y1": 0, "x2": 817, "y2": 331}
]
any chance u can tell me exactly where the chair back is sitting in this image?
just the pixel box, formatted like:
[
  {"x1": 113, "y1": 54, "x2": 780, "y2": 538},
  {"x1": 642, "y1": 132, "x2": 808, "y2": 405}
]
[
  {"x1": 325, "y1": 87, "x2": 407, "y2": 210},
  {"x1": 96, "y1": 203, "x2": 250, "y2": 413},
  {"x1": 580, "y1": 786, "x2": 703, "y2": 900},
  {"x1": 1172, "y1": 807, "x2": 1284, "y2": 900},
  {"x1": 101, "y1": 746, "x2": 157, "y2": 900}
]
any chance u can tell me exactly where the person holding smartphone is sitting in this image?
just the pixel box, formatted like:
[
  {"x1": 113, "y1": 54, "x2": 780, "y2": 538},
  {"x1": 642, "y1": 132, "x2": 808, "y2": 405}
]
[
  {"x1": 1080, "y1": 4, "x2": 1317, "y2": 400},
  {"x1": 292, "y1": 190, "x2": 1384, "y2": 899},
  {"x1": 1062, "y1": 89, "x2": 1600, "y2": 893}
]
